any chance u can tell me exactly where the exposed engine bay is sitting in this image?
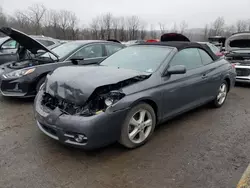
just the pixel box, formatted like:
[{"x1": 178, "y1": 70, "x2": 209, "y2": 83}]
[
  {"x1": 226, "y1": 53, "x2": 250, "y2": 65},
  {"x1": 41, "y1": 75, "x2": 149, "y2": 116},
  {"x1": 8, "y1": 56, "x2": 55, "y2": 69}
]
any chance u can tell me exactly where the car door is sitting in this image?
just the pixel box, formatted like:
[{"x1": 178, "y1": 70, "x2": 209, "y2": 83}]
[
  {"x1": 0, "y1": 39, "x2": 18, "y2": 65},
  {"x1": 198, "y1": 48, "x2": 222, "y2": 99},
  {"x1": 161, "y1": 48, "x2": 208, "y2": 119},
  {"x1": 70, "y1": 44, "x2": 106, "y2": 65}
]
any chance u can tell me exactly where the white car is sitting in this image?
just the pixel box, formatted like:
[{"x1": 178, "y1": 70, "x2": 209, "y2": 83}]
[{"x1": 225, "y1": 32, "x2": 250, "y2": 83}]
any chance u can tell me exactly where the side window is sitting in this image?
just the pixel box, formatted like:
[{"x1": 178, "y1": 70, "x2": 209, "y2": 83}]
[
  {"x1": 1, "y1": 40, "x2": 17, "y2": 49},
  {"x1": 170, "y1": 48, "x2": 203, "y2": 70},
  {"x1": 198, "y1": 49, "x2": 213, "y2": 65},
  {"x1": 105, "y1": 44, "x2": 123, "y2": 56},
  {"x1": 73, "y1": 44, "x2": 103, "y2": 59}
]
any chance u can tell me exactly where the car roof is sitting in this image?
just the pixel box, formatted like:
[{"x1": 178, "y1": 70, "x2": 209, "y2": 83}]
[
  {"x1": 136, "y1": 41, "x2": 219, "y2": 60},
  {"x1": 65, "y1": 40, "x2": 123, "y2": 45}
]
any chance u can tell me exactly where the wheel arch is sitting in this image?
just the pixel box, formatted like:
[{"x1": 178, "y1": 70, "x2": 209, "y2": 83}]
[{"x1": 129, "y1": 98, "x2": 159, "y2": 123}]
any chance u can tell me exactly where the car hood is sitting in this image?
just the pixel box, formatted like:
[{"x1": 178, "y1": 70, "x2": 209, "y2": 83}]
[
  {"x1": 0, "y1": 27, "x2": 59, "y2": 58},
  {"x1": 45, "y1": 66, "x2": 150, "y2": 105},
  {"x1": 225, "y1": 33, "x2": 250, "y2": 52}
]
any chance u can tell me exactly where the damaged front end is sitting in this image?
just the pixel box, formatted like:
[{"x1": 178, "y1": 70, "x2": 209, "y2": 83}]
[{"x1": 41, "y1": 75, "x2": 149, "y2": 117}]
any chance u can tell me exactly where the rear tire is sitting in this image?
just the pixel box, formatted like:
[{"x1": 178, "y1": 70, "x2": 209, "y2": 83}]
[
  {"x1": 36, "y1": 76, "x2": 46, "y2": 93},
  {"x1": 119, "y1": 103, "x2": 156, "y2": 149},
  {"x1": 212, "y1": 81, "x2": 228, "y2": 108}
]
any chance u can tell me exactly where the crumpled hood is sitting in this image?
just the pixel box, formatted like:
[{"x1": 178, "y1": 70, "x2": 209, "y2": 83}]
[
  {"x1": 45, "y1": 66, "x2": 150, "y2": 105},
  {"x1": 225, "y1": 33, "x2": 250, "y2": 52}
]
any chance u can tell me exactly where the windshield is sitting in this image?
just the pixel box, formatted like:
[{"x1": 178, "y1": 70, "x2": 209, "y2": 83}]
[
  {"x1": 40, "y1": 42, "x2": 83, "y2": 60},
  {"x1": 100, "y1": 45, "x2": 172, "y2": 73},
  {"x1": 207, "y1": 43, "x2": 220, "y2": 54},
  {"x1": 230, "y1": 40, "x2": 250, "y2": 48}
]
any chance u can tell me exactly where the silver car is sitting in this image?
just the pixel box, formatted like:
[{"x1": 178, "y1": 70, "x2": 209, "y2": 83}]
[{"x1": 225, "y1": 32, "x2": 250, "y2": 83}]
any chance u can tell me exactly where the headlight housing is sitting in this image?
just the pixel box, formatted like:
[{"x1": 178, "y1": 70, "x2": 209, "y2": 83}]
[
  {"x1": 3, "y1": 68, "x2": 36, "y2": 79},
  {"x1": 104, "y1": 91, "x2": 125, "y2": 107}
]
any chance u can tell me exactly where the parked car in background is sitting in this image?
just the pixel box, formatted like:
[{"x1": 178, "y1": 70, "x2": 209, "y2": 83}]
[
  {"x1": 0, "y1": 27, "x2": 125, "y2": 97},
  {"x1": 225, "y1": 32, "x2": 250, "y2": 83},
  {"x1": 198, "y1": 42, "x2": 224, "y2": 57},
  {"x1": 123, "y1": 40, "x2": 145, "y2": 46},
  {"x1": 0, "y1": 34, "x2": 62, "y2": 65},
  {"x1": 34, "y1": 41, "x2": 236, "y2": 150}
]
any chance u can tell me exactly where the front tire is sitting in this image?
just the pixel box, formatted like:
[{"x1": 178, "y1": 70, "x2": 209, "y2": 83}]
[
  {"x1": 36, "y1": 76, "x2": 46, "y2": 93},
  {"x1": 212, "y1": 81, "x2": 228, "y2": 108},
  {"x1": 119, "y1": 103, "x2": 156, "y2": 149}
]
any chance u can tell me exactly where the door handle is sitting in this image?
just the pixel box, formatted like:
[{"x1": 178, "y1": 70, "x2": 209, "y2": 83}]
[{"x1": 202, "y1": 74, "x2": 208, "y2": 79}]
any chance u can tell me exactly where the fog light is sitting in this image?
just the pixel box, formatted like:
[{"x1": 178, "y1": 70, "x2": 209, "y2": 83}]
[
  {"x1": 105, "y1": 98, "x2": 113, "y2": 107},
  {"x1": 74, "y1": 134, "x2": 86, "y2": 143}
]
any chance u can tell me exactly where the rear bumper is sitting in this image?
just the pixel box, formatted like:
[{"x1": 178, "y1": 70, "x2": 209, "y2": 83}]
[{"x1": 34, "y1": 90, "x2": 129, "y2": 149}]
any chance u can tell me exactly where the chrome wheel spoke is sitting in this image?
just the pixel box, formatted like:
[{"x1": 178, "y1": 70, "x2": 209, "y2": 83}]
[
  {"x1": 139, "y1": 131, "x2": 146, "y2": 141},
  {"x1": 144, "y1": 119, "x2": 152, "y2": 128},
  {"x1": 129, "y1": 128, "x2": 139, "y2": 140},
  {"x1": 138, "y1": 110, "x2": 146, "y2": 123},
  {"x1": 130, "y1": 117, "x2": 139, "y2": 127}
]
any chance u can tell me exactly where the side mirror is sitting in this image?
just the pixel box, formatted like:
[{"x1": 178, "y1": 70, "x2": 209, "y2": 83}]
[
  {"x1": 165, "y1": 65, "x2": 186, "y2": 76},
  {"x1": 70, "y1": 56, "x2": 84, "y2": 65}
]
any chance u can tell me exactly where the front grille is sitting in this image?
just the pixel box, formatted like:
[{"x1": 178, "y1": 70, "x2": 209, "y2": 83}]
[
  {"x1": 41, "y1": 124, "x2": 57, "y2": 136},
  {"x1": 236, "y1": 68, "x2": 250, "y2": 76},
  {"x1": 41, "y1": 93, "x2": 84, "y2": 115}
]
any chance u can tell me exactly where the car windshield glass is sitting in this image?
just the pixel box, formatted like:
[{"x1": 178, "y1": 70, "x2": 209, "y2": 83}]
[
  {"x1": 207, "y1": 43, "x2": 220, "y2": 54},
  {"x1": 40, "y1": 42, "x2": 82, "y2": 60},
  {"x1": 230, "y1": 40, "x2": 250, "y2": 48},
  {"x1": 100, "y1": 45, "x2": 172, "y2": 73}
]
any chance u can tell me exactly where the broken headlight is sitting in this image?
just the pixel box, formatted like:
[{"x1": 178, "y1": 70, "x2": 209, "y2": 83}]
[{"x1": 104, "y1": 91, "x2": 125, "y2": 107}]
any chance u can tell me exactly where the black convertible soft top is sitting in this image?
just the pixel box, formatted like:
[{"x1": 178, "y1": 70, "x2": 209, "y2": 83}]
[{"x1": 137, "y1": 41, "x2": 219, "y2": 61}]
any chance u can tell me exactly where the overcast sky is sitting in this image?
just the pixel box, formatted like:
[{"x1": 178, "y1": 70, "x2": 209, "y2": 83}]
[{"x1": 1, "y1": 0, "x2": 250, "y2": 28}]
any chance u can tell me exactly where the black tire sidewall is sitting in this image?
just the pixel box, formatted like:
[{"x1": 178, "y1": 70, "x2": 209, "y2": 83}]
[
  {"x1": 36, "y1": 76, "x2": 46, "y2": 93},
  {"x1": 119, "y1": 103, "x2": 156, "y2": 149}
]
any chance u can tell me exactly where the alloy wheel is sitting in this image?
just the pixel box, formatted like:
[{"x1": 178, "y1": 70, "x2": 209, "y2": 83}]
[
  {"x1": 128, "y1": 109, "x2": 153, "y2": 144},
  {"x1": 217, "y1": 83, "x2": 227, "y2": 105}
]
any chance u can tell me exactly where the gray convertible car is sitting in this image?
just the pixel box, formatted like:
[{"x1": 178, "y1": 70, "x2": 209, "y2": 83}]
[{"x1": 34, "y1": 41, "x2": 236, "y2": 149}]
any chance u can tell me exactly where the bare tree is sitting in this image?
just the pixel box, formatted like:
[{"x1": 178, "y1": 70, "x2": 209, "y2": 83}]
[
  {"x1": 90, "y1": 17, "x2": 101, "y2": 39},
  {"x1": 203, "y1": 24, "x2": 209, "y2": 40},
  {"x1": 139, "y1": 22, "x2": 147, "y2": 40},
  {"x1": 150, "y1": 24, "x2": 157, "y2": 39},
  {"x1": 170, "y1": 22, "x2": 178, "y2": 32},
  {"x1": 102, "y1": 13, "x2": 113, "y2": 39},
  {"x1": 236, "y1": 20, "x2": 247, "y2": 32},
  {"x1": 118, "y1": 17, "x2": 126, "y2": 41},
  {"x1": 0, "y1": 6, "x2": 7, "y2": 27},
  {"x1": 224, "y1": 25, "x2": 236, "y2": 37},
  {"x1": 212, "y1": 17, "x2": 225, "y2": 36},
  {"x1": 58, "y1": 10, "x2": 72, "y2": 39},
  {"x1": 127, "y1": 16, "x2": 140, "y2": 40},
  {"x1": 159, "y1": 22, "x2": 166, "y2": 34},
  {"x1": 179, "y1": 21, "x2": 188, "y2": 34},
  {"x1": 112, "y1": 17, "x2": 119, "y2": 39},
  {"x1": 17, "y1": 3, "x2": 47, "y2": 34}
]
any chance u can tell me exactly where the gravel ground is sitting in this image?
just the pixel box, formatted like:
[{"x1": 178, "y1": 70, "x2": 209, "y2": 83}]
[{"x1": 1, "y1": 86, "x2": 250, "y2": 188}]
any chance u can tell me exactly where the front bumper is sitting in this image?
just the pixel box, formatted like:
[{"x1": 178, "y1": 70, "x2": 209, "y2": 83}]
[
  {"x1": 0, "y1": 75, "x2": 36, "y2": 97},
  {"x1": 34, "y1": 91, "x2": 129, "y2": 149},
  {"x1": 235, "y1": 65, "x2": 250, "y2": 83}
]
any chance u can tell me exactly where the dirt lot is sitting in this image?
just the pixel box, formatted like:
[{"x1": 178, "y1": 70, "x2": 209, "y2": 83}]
[{"x1": 1, "y1": 86, "x2": 250, "y2": 188}]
